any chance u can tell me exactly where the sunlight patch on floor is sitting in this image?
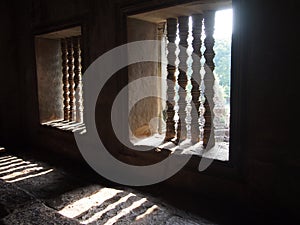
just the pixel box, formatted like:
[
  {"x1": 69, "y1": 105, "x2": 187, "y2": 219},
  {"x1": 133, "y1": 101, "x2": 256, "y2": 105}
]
[
  {"x1": 134, "y1": 204, "x2": 159, "y2": 222},
  {"x1": 59, "y1": 188, "x2": 122, "y2": 219},
  {"x1": 0, "y1": 154, "x2": 54, "y2": 183},
  {"x1": 7, "y1": 169, "x2": 54, "y2": 183},
  {"x1": 103, "y1": 197, "x2": 148, "y2": 225},
  {"x1": 0, "y1": 163, "x2": 39, "y2": 175},
  {"x1": 1, "y1": 166, "x2": 44, "y2": 180},
  {"x1": 80, "y1": 193, "x2": 134, "y2": 224}
]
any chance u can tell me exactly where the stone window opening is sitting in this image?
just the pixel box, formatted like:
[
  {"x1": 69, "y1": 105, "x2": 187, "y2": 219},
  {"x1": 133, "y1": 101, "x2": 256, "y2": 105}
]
[
  {"x1": 127, "y1": 2, "x2": 232, "y2": 161},
  {"x1": 35, "y1": 26, "x2": 85, "y2": 133}
]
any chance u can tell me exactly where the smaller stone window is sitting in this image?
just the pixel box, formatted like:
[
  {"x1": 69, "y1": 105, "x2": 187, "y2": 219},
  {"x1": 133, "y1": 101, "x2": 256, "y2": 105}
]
[{"x1": 35, "y1": 26, "x2": 85, "y2": 132}]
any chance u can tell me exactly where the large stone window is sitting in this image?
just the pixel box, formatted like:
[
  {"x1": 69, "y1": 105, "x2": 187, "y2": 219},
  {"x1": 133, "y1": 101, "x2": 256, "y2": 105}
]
[{"x1": 127, "y1": 1, "x2": 232, "y2": 161}]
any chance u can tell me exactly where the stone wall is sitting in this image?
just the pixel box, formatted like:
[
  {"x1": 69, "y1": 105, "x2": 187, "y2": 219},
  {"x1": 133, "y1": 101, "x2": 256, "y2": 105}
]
[
  {"x1": 35, "y1": 38, "x2": 63, "y2": 123},
  {"x1": 127, "y1": 18, "x2": 162, "y2": 139},
  {"x1": 0, "y1": 0, "x2": 23, "y2": 145},
  {"x1": 1, "y1": 0, "x2": 298, "y2": 218}
]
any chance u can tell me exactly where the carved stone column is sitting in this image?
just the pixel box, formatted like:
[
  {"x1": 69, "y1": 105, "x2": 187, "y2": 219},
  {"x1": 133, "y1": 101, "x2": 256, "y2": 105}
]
[
  {"x1": 203, "y1": 11, "x2": 216, "y2": 148},
  {"x1": 191, "y1": 14, "x2": 203, "y2": 143},
  {"x1": 61, "y1": 38, "x2": 69, "y2": 121},
  {"x1": 67, "y1": 38, "x2": 75, "y2": 122},
  {"x1": 73, "y1": 36, "x2": 83, "y2": 123},
  {"x1": 164, "y1": 18, "x2": 177, "y2": 142},
  {"x1": 176, "y1": 16, "x2": 189, "y2": 141}
]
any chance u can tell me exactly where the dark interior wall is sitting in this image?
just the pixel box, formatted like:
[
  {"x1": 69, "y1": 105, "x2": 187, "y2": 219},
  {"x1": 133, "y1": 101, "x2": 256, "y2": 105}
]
[
  {"x1": 13, "y1": 0, "x2": 119, "y2": 159},
  {"x1": 239, "y1": 0, "x2": 298, "y2": 213},
  {"x1": 0, "y1": 1, "x2": 23, "y2": 146},
  {"x1": 1, "y1": 0, "x2": 298, "y2": 221}
]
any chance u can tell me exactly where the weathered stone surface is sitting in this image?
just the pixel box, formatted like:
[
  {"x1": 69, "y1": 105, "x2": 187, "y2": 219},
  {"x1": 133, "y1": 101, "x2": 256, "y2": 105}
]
[
  {"x1": 0, "y1": 180, "x2": 36, "y2": 211},
  {"x1": 166, "y1": 216, "x2": 214, "y2": 225},
  {"x1": 1, "y1": 203, "x2": 80, "y2": 225},
  {"x1": 0, "y1": 152, "x2": 217, "y2": 225}
]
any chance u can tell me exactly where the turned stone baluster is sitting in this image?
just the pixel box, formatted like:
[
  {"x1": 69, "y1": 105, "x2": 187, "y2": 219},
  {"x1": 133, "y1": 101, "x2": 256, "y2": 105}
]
[
  {"x1": 67, "y1": 37, "x2": 75, "y2": 122},
  {"x1": 61, "y1": 38, "x2": 69, "y2": 121},
  {"x1": 203, "y1": 11, "x2": 216, "y2": 148},
  {"x1": 73, "y1": 36, "x2": 83, "y2": 123},
  {"x1": 191, "y1": 14, "x2": 203, "y2": 144},
  {"x1": 164, "y1": 18, "x2": 177, "y2": 142},
  {"x1": 176, "y1": 16, "x2": 189, "y2": 142}
]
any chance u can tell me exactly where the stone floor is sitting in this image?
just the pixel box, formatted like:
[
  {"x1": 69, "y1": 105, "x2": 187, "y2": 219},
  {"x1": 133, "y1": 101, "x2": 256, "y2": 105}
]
[{"x1": 0, "y1": 149, "x2": 217, "y2": 225}]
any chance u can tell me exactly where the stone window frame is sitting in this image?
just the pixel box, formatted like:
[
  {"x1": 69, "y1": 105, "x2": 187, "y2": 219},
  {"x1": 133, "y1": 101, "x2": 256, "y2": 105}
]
[{"x1": 34, "y1": 26, "x2": 86, "y2": 133}]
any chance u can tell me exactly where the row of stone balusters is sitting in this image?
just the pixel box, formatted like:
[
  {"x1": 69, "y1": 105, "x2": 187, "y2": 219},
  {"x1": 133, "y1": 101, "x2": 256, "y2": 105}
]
[
  {"x1": 61, "y1": 36, "x2": 83, "y2": 123},
  {"x1": 164, "y1": 11, "x2": 216, "y2": 148}
]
